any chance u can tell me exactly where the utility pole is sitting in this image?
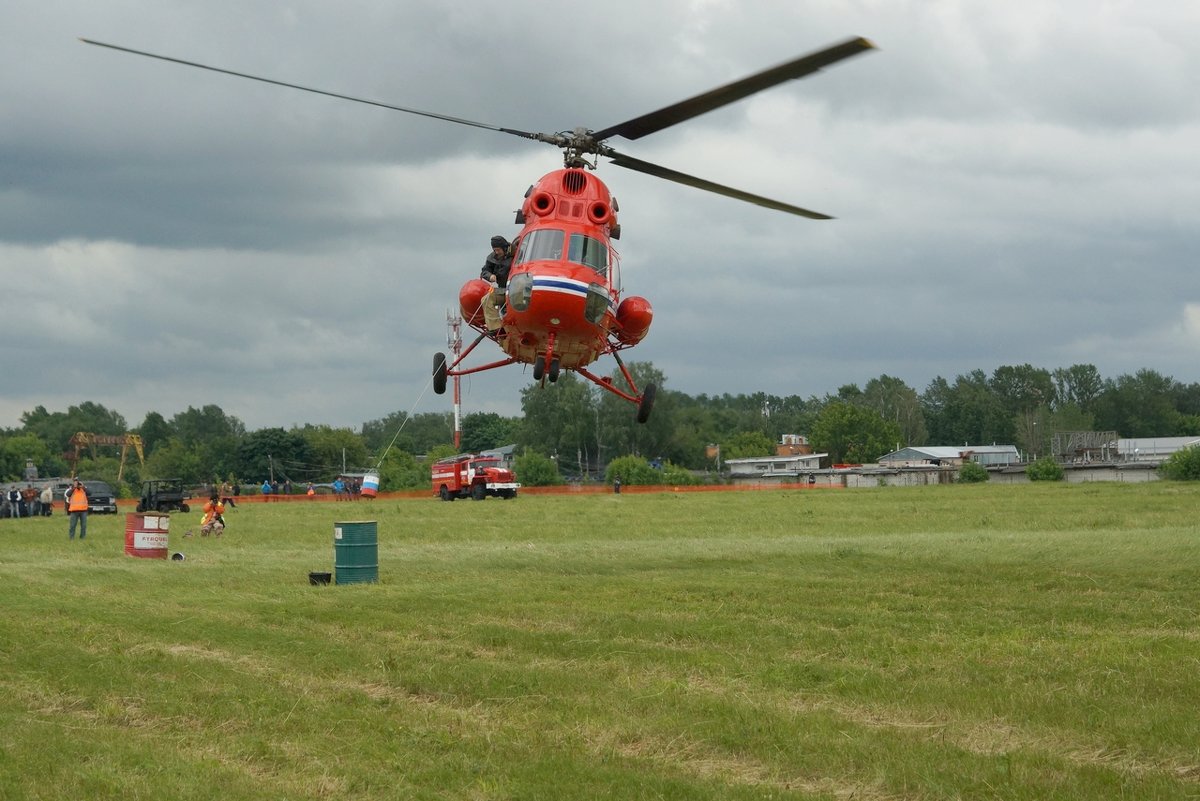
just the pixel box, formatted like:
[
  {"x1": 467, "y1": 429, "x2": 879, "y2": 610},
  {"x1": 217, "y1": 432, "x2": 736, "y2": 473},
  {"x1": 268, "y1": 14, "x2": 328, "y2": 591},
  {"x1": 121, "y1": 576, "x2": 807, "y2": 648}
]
[{"x1": 447, "y1": 311, "x2": 463, "y2": 450}]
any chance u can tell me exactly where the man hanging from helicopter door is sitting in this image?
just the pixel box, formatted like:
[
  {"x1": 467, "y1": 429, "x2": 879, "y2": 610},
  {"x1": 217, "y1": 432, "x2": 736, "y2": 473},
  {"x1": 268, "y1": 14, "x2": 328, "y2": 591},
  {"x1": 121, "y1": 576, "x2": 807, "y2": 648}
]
[
  {"x1": 480, "y1": 235, "x2": 512, "y2": 334},
  {"x1": 481, "y1": 235, "x2": 512, "y2": 288}
]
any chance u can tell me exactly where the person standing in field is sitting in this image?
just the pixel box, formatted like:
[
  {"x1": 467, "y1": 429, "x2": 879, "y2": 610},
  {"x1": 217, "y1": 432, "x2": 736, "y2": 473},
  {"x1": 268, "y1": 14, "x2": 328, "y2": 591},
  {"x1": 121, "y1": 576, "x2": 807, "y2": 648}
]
[
  {"x1": 220, "y1": 479, "x2": 237, "y2": 509},
  {"x1": 66, "y1": 479, "x2": 89, "y2": 540}
]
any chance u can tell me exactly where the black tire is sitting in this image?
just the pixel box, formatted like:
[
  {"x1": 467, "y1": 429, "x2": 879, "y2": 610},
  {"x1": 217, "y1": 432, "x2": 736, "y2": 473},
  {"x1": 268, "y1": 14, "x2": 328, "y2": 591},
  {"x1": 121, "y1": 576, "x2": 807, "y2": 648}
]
[
  {"x1": 180, "y1": 503, "x2": 190, "y2": 513},
  {"x1": 549, "y1": 358, "x2": 560, "y2": 383},
  {"x1": 637, "y1": 382, "x2": 657, "y2": 424},
  {"x1": 433, "y1": 352, "x2": 448, "y2": 395},
  {"x1": 532, "y1": 355, "x2": 545, "y2": 381},
  {"x1": 471, "y1": 483, "x2": 486, "y2": 501},
  {"x1": 439, "y1": 485, "x2": 452, "y2": 502}
]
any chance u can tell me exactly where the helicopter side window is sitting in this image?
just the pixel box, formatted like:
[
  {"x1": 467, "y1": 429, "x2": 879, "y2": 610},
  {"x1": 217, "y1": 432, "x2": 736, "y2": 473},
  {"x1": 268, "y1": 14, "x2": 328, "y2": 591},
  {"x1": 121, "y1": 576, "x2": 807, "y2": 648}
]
[
  {"x1": 515, "y1": 229, "x2": 565, "y2": 264},
  {"x1": 567, "y1": 233, "x2": 608, "y2": 277}
]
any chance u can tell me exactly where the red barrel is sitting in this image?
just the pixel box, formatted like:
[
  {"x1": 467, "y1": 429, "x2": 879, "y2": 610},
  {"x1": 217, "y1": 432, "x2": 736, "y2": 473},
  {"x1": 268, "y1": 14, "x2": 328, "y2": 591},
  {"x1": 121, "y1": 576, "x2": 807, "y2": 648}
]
[{"x1": 125, "y1": 512, "x2": 169, "y2": 559}]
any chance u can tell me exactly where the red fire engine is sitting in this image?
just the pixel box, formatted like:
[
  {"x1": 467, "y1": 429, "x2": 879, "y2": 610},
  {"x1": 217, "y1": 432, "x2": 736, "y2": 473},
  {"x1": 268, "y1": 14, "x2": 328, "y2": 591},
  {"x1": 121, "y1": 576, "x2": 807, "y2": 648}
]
[{"x1": 431, "y1": 454, "x2": 520, "y2": 501}]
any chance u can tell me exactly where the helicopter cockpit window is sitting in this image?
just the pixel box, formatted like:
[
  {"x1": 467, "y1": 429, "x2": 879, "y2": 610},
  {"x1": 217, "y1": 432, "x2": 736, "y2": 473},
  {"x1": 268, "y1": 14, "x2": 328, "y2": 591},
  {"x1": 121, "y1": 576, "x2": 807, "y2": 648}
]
[
  {"x1": 567, "y1": 233, "x2": 608, "y2": 277},
  {"x1": 515, "y1": 229, "x2": 565, "y2": 264}
]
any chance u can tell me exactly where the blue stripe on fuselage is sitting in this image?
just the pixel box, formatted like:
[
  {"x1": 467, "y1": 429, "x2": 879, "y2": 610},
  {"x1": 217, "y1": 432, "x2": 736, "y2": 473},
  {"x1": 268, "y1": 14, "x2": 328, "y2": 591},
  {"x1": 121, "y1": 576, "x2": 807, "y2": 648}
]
[{"x1": 532, "y1": 277, "x2": 589, "y2": 297}]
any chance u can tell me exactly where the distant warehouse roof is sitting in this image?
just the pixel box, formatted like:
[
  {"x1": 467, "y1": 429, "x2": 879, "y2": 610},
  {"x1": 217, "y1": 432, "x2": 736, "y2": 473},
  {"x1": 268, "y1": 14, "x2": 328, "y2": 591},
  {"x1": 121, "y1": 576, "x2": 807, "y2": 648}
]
[
  {"x1": 878, "y1": 445, "x2": 1020, "y2": 466},
  {"x1": 1118, "y1": 437, "x2": 1200, "y2": 460}
]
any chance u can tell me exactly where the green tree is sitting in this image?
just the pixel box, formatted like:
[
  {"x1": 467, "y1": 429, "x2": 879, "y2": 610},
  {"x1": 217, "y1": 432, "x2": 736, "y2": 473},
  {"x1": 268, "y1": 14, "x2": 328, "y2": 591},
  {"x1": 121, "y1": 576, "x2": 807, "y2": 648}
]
[
  {"x1": 136, "y1": 411, "x2": 174, "y2": 454},
  {"x1": 163, "y1": 405, "x2": 244, "y2": 482},
  {"x1": 1159, "y1": 445, "x2": 1200, "y2": 481},
  {"x1": 298, "y1": 425, "x2": 371, "y2": 480},
  {"x1": 513, "y1": 452, "x2": 564, "y2": 486},
  {"x1": 659, "y1": 461, "x2": 698, "y2": 486},
  {"x1": 143, "y1": 437, "x2": 205, "y2": 485},
  {"x1": 990, "y1": 364, "x2": 1054, "y2": 415},
  {"x1": 1052, "y1": 364, "x2": 1104, "y2": 412},
  {"x1": 426, "y1": 444, "x2": 458, "y2": 464},
  {"x1": 235, "y1": 428, "x2": 310, "y2": 485},
  {"x1": 0, "y1": 434, "x2": 52, "y2": 481},
  {"x1": 659, "y1": 401, "x2": 715, "y2": 471},
  {"x1": 73, "y1": 455, "x2": 127, "y2": 490},
  {"x1": 1093, "y1": 370, "x2": 1183, "y2": 437},
  {"x1": 1026, "y1": 457, "x2": 1065, "y2": 481},
  {"x1": 519, "y1": 372, "x2": 597, "y2": 462},
  {"x1": 959, "y1": 461, "x2": 989, "y2": 483},
  {"x1": 171, "y1": 405, "x2": 244, "y2": 445},
  {"x1": 811, "y1": 401, "x2": 903, "y2": 464},
  {"x1": 375, "y1": 449, "x2": 429, "y2": 491},
  {"x1": 922, "y1": 371, "x2": 1013, "y2": 446},
  {"x1": 604, "y1": 454, "x2": 662, "y2": 485},
  {"x1": 362, "y1": 411, "x2": 453, "y2": 455},
  {"x1": 461, "y1": 412, "x2": 520, "y2": 453},
  {"x1": 21, "y1": 402, "x2": 128, "y2": 455},
  {"x1": 722, "y1": 431, "x2": 775, "y2": 459},
  {"x1": 595, "y1": 362, "x2": 673, "y2": 461},
  {"x1": 861, "y1": 374, "x2": 927, "y2": 446}
]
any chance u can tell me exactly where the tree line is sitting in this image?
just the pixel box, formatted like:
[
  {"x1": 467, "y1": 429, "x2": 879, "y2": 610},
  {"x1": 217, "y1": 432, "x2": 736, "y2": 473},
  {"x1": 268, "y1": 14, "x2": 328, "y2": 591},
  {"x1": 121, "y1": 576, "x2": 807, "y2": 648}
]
[{"x1": 2, "y1": 362, "x2": 1197, "y2": 492}]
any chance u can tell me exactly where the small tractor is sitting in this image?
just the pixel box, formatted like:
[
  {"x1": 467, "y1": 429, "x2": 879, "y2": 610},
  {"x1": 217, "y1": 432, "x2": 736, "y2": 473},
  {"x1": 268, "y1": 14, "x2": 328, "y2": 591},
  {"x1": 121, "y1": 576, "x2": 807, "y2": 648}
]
[{"x1": 136, "y1": 478, "x2": 191, "y2": 513}]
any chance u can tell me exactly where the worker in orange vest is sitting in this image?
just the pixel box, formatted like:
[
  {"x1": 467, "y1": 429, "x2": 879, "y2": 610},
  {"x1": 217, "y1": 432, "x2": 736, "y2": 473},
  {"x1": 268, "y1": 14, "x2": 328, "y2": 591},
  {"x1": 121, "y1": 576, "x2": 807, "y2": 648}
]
[
  {"x1": 199, "y1": 495, "x2": 225, "y2": 536},
  {"x1": 66, "y1": 478, "x2": 89, "y2": 540}
]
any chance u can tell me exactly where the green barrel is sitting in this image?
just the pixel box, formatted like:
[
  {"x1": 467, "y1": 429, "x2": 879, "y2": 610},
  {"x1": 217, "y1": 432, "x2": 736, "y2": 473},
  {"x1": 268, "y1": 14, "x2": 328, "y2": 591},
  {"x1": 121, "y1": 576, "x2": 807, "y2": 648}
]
[{"x1": 334, "y1": 521, "x2": 378, "y2": 585}]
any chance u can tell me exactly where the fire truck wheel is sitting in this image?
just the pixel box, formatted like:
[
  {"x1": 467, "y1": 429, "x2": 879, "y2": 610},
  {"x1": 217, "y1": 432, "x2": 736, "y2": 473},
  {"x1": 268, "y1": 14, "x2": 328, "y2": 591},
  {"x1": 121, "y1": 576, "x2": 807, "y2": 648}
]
[
  {"x1": 439, "y1": 485, "x2": 453, "y2": 502},
  {"x1": 471, "y1": 483, "x2": 486, "y2": 501}
]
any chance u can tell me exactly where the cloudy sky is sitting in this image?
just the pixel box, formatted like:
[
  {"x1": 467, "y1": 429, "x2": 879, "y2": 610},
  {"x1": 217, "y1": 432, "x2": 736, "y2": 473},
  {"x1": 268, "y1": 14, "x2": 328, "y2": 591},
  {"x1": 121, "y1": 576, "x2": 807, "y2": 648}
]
[{"x1": 4, "y1": 1, "x2": 1198, "y2": 433}]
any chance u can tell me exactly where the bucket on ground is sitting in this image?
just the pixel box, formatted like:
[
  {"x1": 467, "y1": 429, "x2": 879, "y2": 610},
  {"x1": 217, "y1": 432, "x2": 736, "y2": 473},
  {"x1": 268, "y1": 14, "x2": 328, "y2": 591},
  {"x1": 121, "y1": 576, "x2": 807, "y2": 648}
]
[
  {"x1": 361, "y1": 472, "x2": 379, "y2": 498},
  {"x1": 125, "y1": 512, "x2": 169, "y2": 559},
  {"x1": 334, "y1": 520, "x2": 378, "y2": 584}
]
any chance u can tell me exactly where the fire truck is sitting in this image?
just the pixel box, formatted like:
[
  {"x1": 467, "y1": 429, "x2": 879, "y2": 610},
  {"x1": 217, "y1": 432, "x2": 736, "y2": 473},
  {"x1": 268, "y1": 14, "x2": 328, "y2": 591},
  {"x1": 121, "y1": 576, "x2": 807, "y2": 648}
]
[{"x1": 431, "y1": 454, "x2": 520, "y2": 501}]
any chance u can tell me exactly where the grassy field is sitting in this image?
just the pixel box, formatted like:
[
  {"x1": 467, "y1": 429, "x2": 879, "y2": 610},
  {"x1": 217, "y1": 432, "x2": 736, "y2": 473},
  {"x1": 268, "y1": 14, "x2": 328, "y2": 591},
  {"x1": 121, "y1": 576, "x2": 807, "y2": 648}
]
[{"x1": 1, "y1": 482, "x2": 1197, "y2": 800}]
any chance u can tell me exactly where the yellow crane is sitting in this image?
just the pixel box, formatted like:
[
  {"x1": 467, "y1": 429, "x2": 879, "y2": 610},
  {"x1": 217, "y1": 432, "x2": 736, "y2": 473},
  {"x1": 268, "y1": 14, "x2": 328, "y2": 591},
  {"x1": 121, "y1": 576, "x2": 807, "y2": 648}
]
[{"x1": 67, "y1": 432, "x2": 146, "y2": 481}]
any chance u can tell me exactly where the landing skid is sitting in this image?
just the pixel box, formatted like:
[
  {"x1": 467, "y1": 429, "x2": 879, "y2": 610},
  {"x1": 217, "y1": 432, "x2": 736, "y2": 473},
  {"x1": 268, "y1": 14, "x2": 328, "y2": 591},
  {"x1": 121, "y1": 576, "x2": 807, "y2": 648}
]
[{"x1": 432, "y1": 332, "x2": 654, "y2": 422}]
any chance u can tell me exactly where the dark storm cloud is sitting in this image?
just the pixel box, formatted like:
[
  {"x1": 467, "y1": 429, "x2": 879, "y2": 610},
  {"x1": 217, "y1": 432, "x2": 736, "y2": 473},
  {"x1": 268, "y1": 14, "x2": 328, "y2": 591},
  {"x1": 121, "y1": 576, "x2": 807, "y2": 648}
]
[{"x1": 2, "y1": 0, "x2": 1198, "y2": 431}]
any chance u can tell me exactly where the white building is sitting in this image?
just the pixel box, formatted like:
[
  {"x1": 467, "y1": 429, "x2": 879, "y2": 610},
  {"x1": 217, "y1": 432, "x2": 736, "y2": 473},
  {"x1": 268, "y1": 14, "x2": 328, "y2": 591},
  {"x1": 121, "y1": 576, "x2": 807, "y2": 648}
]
[
  {"x1": 1118, "y1": 437, "x2": 1200, "y2": 462},
  {"x1": 725, "y1": 453, "x2": 827, "y2": 481},
  {"x1": 876, "y1": 445, "x2": 1021, "y2": 468}
]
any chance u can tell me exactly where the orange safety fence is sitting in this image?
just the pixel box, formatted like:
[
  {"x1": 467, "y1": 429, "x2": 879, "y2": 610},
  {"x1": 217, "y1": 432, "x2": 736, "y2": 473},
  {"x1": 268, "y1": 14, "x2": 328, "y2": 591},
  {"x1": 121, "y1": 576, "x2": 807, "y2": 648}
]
[{"x1": 113, "y1": 481, "x2": 839, "y2": 507}]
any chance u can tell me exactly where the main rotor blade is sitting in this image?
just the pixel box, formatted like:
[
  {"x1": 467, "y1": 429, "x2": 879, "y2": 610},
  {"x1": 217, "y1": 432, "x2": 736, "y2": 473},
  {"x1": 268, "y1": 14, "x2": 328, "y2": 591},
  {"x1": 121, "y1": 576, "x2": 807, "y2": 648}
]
[
  {"x1": 79, "y1": 38, "x2": 539, "y2": 140},
  {"x1": 607, "y1": 151, "x2": 831, "y2": 219},
  {"x1": 591, "y1": 36, "x2": 875, "y2": 142}
]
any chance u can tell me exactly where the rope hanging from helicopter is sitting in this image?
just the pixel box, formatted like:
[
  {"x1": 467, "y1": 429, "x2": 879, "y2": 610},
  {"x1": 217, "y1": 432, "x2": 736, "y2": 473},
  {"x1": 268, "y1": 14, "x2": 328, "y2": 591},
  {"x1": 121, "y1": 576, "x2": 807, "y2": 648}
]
[
  {"x1": 370, "y1": 359, "x2": 438, "y2": 472},
  {"x1": 370, "y1": 289, "x2": 501, "y2": 471}
]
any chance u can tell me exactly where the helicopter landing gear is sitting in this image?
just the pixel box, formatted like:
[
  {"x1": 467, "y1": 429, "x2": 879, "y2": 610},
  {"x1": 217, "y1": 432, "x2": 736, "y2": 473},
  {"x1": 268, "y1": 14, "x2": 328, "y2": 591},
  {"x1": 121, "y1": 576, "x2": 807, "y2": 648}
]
[
  {"x1": 433, "y1": 352, "x2": 448, "y2": 394},
  {"x1": 637, "y1": 382, "x2": 657, "y2": 424},
  {"x1": 533, "y1": 355, "x2": 561, "y2": 383}
]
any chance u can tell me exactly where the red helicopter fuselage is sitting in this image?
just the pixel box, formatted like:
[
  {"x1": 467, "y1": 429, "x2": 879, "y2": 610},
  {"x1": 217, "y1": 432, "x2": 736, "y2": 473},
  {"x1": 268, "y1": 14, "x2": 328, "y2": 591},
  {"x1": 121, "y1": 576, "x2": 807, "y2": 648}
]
[{"x1": 450, "y1": 167, "x2": 654, "y2": 411}]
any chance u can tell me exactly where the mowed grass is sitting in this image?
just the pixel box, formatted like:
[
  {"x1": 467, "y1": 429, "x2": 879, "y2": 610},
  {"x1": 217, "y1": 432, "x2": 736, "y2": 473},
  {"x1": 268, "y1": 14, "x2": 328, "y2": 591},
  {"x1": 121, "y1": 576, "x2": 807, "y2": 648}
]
[{"x1": 1, "y1": 483, "x2": 1197, "y2": 800}]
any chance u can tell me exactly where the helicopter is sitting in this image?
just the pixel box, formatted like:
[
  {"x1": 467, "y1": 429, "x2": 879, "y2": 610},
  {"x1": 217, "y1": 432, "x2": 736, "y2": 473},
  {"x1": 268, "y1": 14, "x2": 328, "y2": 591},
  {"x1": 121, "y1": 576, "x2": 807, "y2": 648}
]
[{"x1": 82, "y1": 35, "x2": 875, "y2": 423}]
